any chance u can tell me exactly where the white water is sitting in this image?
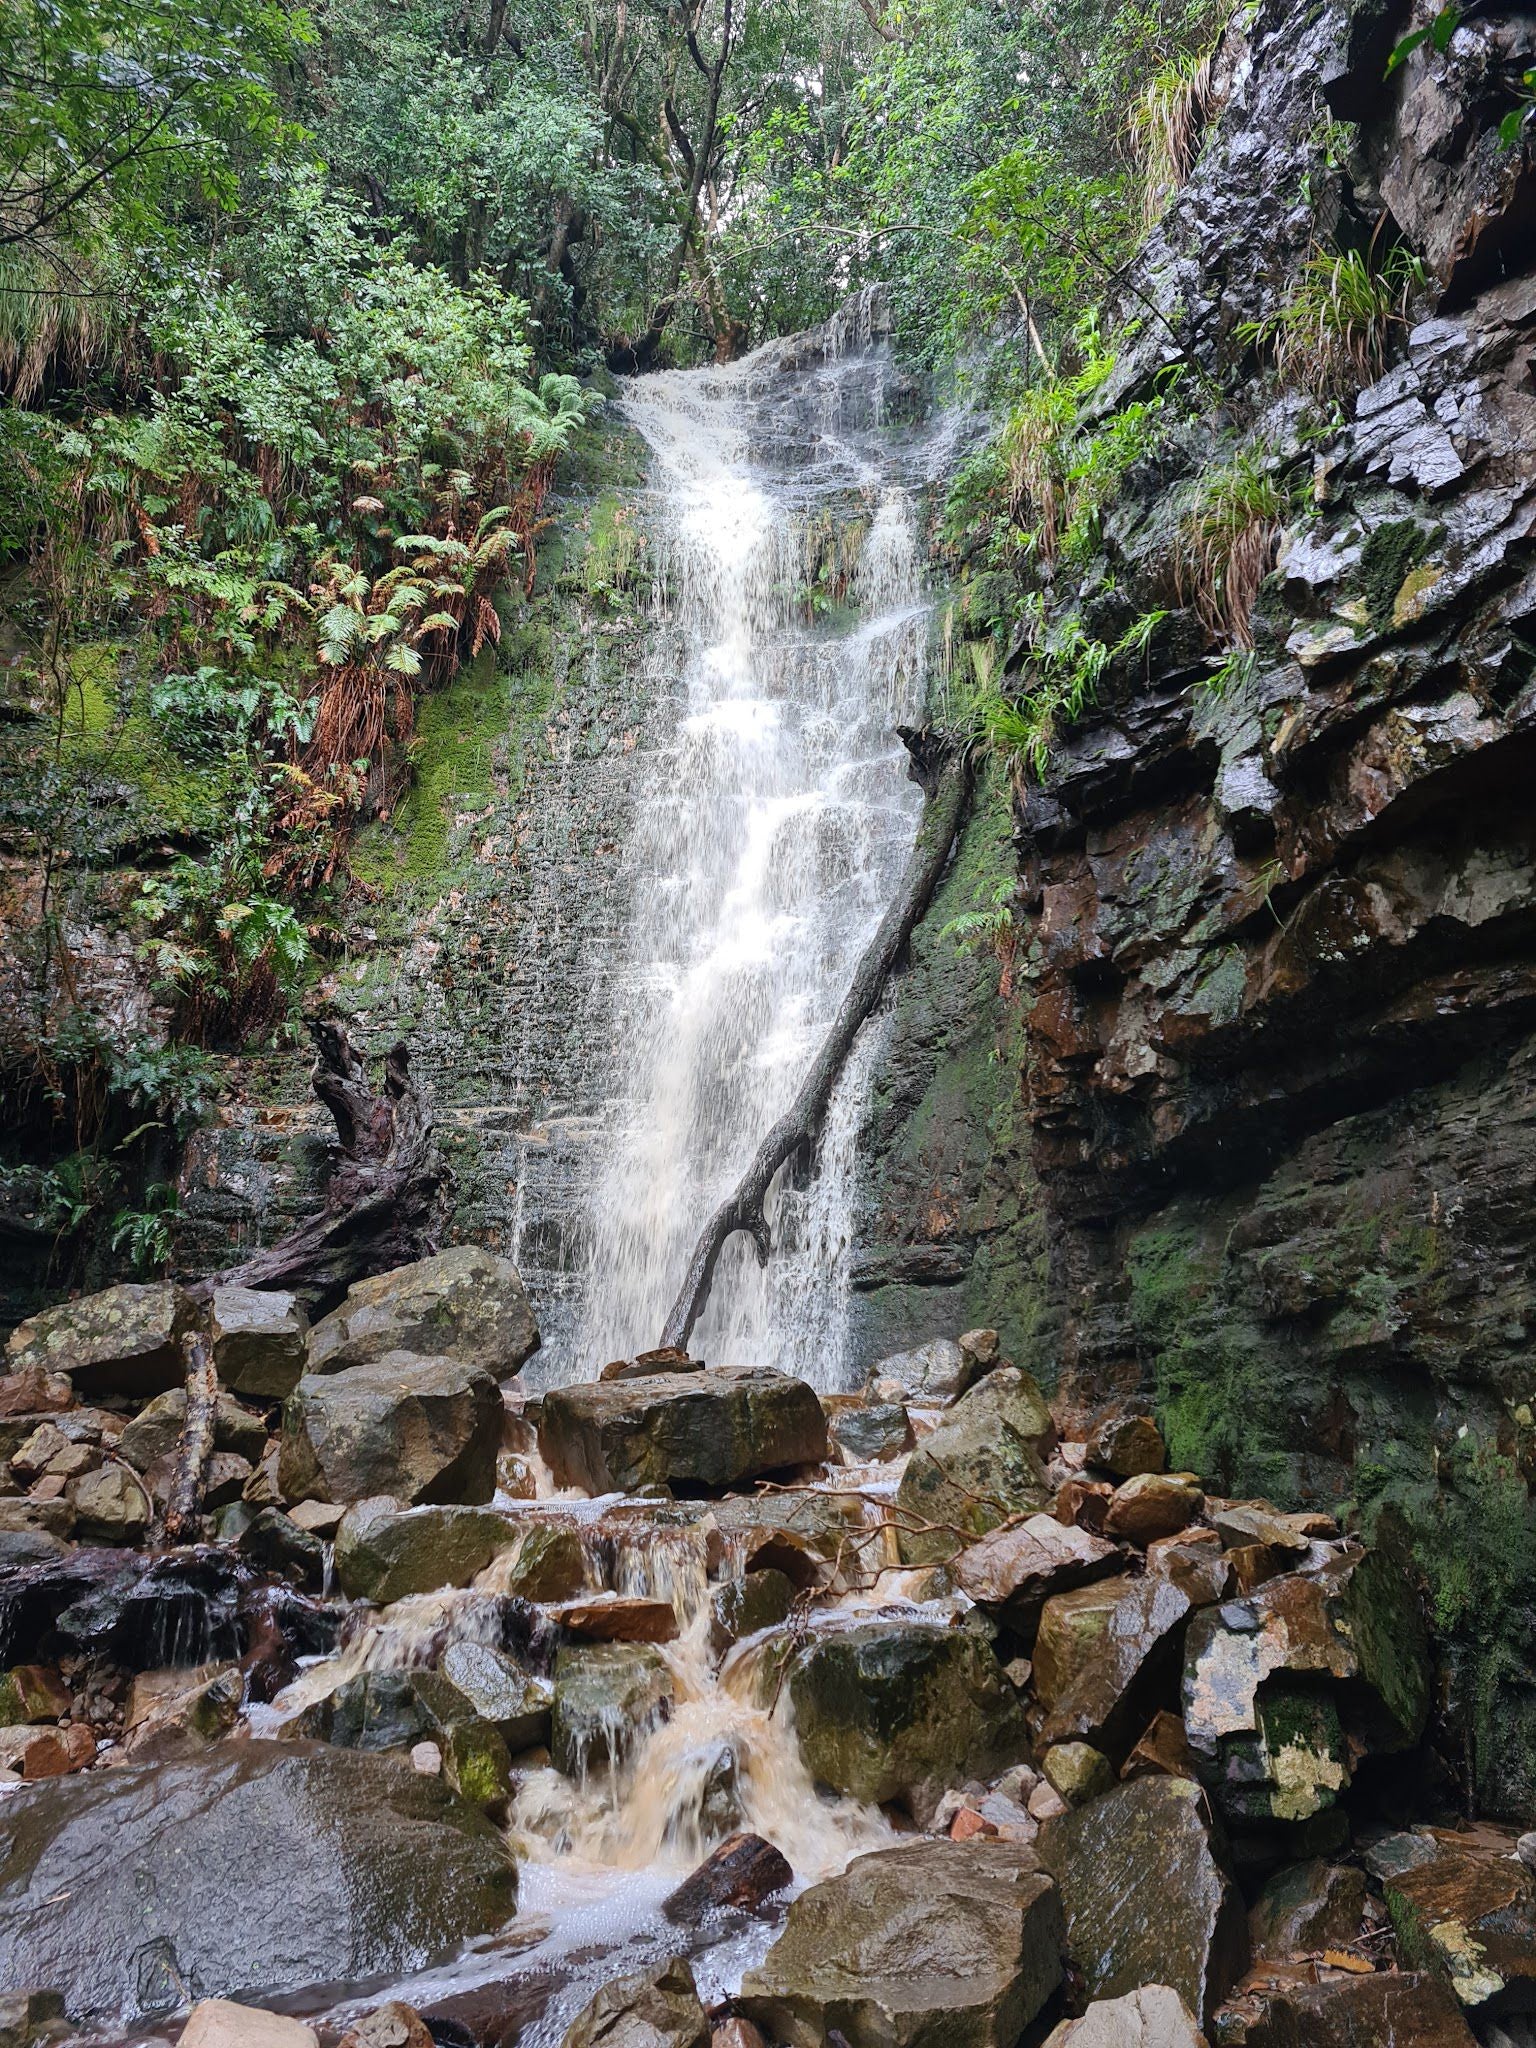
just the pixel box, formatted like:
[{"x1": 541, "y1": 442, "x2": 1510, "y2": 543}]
[{"x1": 555, "y1": 303, "x2": 953, "y2": 1389}]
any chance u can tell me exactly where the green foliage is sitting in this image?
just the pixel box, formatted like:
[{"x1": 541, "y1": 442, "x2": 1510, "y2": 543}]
[
  {"x1": 969, "y1": 604, "x2": 1167, "y2": 783},
  {"x1": 1239, "y1": 243, "x2": 1428, "y2": 395},
  {"x1": 1175, "y1": 446, "x2": 1289, "y2": 648},
  {"x1": 109, "y1": 1184, "x2": 181, "y2": 1275}
]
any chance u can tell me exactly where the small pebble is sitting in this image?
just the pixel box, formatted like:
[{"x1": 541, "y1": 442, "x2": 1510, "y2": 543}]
[{"x1": 410, "y1": 1740, "x2": 443, "y2": 1776}]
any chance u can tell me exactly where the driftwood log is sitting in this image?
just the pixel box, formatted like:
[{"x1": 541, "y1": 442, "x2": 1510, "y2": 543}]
[
  {"x1": 659, "y1": 729, "x2": 969, "y2": 1351},
  {"x1": 161, "y1": 1333, "x2": 218, "y2": 1543},
  {"x1": 187, "y1": 1019, "x2": 448, "y2": 1308}
]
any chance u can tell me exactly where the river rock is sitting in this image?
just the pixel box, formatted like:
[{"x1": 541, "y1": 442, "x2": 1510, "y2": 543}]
[
  {"x1": 955, "y1": 1514, "x2": 1123, "y2": 1643},
  {"x1": 279, "y1": 1354, "x2": 503, "y2": 1505},
  {"x1": 868, "y1": 1338, "x2": 969, "y2": 1405},
  {"x1": 738, "y1": 1839, "x2": 1063, "y2": 2048},
  {"x1": 551, "y1": 1644, "x2": 674, "y2": 1775},
  {"x1": 488, "y1": 1521, "x2": 588, "y2": 1601},
  {"x1": 334, "y1": 1498, "x2": 518, "y2": 1602},
  {"x1": 1182, "y1": 1546, "x2": 1429, "y2": 1823},
  {"x1": 119, "y1": 1388, "x2": 268, "y2": 1472},
  {"x1": 1085, "y1": 1412, "x2": 1167, "y2": 1480},
  {"x1": 0, "y1": 1740, "x2": 516, "y2": 2024},
  {"x1": 178, "y1": 2001, "x2": 319, "y2": 2047},
  {"x1": 1247, "y1": 1859, "x2": 1366, "y2": 1961},
  {"x1": 561, "y1": 1956, "x2": 708, "y2": 2048},
  {"x1": 0, "y1": 1668, "x2": 69, "y2": 1726},
  {"x1": 0, "y1": 1990, "x2": 68, "y2": 2048},
  {"x1": 207, "y1": 1288, "x2": 308, "y2": 1399},
  {"x1": 1043, "y1": 1743, "x2": 1115, "y2": 1806},
  {"x1": 894, "y1": 1369, "x2": 1055, "y2": 1567},
  {"x1": 709, "y1": 1568, "x2": 796, "y2": 1652},
  {"x1": 1104, "y1": 1474, "x2": 1202, "y2": 1545},
  {"x1": 4, "y1": 1283, "x2": 191, "y2": 1398},
  {"x1": 549, "y1": 1594, "x2": 679, "y2": 1644},
  {"x1": 1037, "y1": 1576, "x2": 1194, "y2": 1758},
  {"x1": 435, "y1": 1643, "x2": 553, "y2": 1751},
  {"x1": 67, "y1": 1463, "x2": 151, "y2": 1543},
  {"x1": 773, "y1": 1617, "x2": 1027, "y2": 1811},
  {"x1": 1043, "y1": 1987, "x2": 1207, "y2": 2048},
  {"x1": 829, "y1": 1402, "x2": 913, "y2": 1464},
  {"x1": 1038, "y1": 1775, "x2": 1247, "y2": 2025},
  {"x1": 538, "y1": 1367, "x2": 826, "y2": 1494},
  {"x1": 123, "y1": 1663, "x2": 243, "y2": 1756},
  {"x1": 1366, "y1": 1824, "x2": 1536, "y2": 2011},
  {"x1": 338, "y1": 2005, "x2": 433, "y2": 2048},
  {"x1": 1229, "y1": 1972, "x2": 1477, "y2": 2045},
  {"x1": 305, "y1": 1247, "x2": 540, "y2": 1381}
]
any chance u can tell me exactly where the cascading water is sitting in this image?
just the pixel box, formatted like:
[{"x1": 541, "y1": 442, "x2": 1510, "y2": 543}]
[{"x1": 542, "y1": 294, "x2": 957, "y2": 1389}]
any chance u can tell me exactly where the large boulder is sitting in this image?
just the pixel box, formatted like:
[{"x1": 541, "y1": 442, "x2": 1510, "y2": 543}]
[
  {"x1": 305, "y1": 1248, "x2": 539, "y2": 1381},
  {"x1": 4, "y1": 1284, "x2": 191, "y2": 1399},
  {"x1": 771, "y1": 1617, "x2": 1027, "y2": 1811},
  {"x1": 279, "y1": 1354, "x2": 503, "y2": 1506},
  {"x1": 0, "y1": 1741, "x2": 515, "y2": 2025},
  {"x1": 538, "y1": 1368, "x2": 826, "y2": 1495},
  {"x1": 1365, "y1": 1825, "x2": 1536, "y2": 2013},
  {"x1": 1182, "y1": 1546, "x2": 1430, "y2": 1824},
  {"x1": 1037, "y1": 1576, "x2": 1194, "y2": 1758},
  {"x1": 955, "y1": 1514, "x2": 1124, "y2": 1644},
  {"x1": 560, "y1": 1957, "x2": 708, "y2": 2048},
  {"x1": 738, "y1": 1839, "x2": 1062, "y2": 2048},
  {"x1": 1038, "y1": 1775, "x2": 1247, "y2": 2026},
  {"x1": 1247, "y1": 1860, "x2": 1366, "y2": 1962},
  {"x1": 208, "y1": 1288, "x2": 308, "y2": 1399},
  {"x1": 894, "y1": 1370, "x2": 1054, "y2": 1566},
  {"x1": 333, "y1": 1498, "x2": 519, "y2": 1603}
]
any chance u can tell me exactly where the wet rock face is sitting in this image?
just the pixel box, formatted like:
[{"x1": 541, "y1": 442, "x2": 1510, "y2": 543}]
[
  {"x1": 773, "y1": 1616, "x2": 1027, "y2": 1810},
  {"x1": 305, "y1": 1247, "x2": 540, "y2": 1382},
  {"x1": 1366, "y1": 1824, "x2": 1536, "y2": 2013},
  {"x1": 537, "y1": 1368, "x2": 827, "y2": 1495},
  {"x1": 1038, "y1": 1775, "x2": 1247, "y2": 2025},
  {"x1": 0, "y1": 1740, "x2": 516, "y2": 2025},
  {"x1": 333, "y1": 1498, "x2": 520, "y2": 1603},
  {"x1": 738, "y1": 1839, "x2": 1063, "y2": 2048},
  {"x1": 279, "y1": 1353, "x2": 504, "y2": 1505}
]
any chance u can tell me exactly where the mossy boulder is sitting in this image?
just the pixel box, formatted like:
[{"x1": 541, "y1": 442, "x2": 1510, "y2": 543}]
[
  {"x1": 434, "y1": 1643, "x2": 552, "y2": 1752},
  {"x1": 770, "y1": 1617, "x2": 1027, "y2": 1811},
  {"x1": 894, "y1": 1369, "x2": 1054, "y2": 1566},
  {"x1": 550, "y1": 1644, "x2": 674, "y2": 1776},
  {"x1": 738, "y1": 1840, "x2": 1062, "y2": 2048},
  {"x1": 0, "y1": 1741, "x2": 516, "y2": 2025},
  {"x1": 305, "y1": 1248, "x2": 540, "y2": 1382},
  {"x1": 333, "y1": 1498, "x2": 520, "y2": 1603},
  {"x1": 538, "y1": 1367, "x2": 826, "y2": 1495},
  {"x1": 5, "y1": 1284, "x2": 191, "y2": 1399},
  {"x1": 279, "y1": 1354, "x2": 503, "y2": 1506}
]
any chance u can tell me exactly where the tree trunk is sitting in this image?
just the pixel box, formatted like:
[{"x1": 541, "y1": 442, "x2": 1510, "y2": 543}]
[
  {"x1": 161, "y1": 1333, "x2": 217, "y2": 1543},
  {"x1": 659, "y1": 731, "x2": 969, "y2": 1351},
  {"x1": 185, "y1": 1020, "x2": 448, "y2": 1310}
]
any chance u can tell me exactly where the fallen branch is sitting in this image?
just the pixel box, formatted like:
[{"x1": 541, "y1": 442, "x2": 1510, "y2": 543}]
[
  {"x1": 186, "y1": 1019, "x2": 448, "y2": 1309},
  {"x1": 660, "y1": 730, "x2": 969, "y2": 1350},
  {"x1": 161, "y1": 1333, "x2": 217, "y2": 1544}
]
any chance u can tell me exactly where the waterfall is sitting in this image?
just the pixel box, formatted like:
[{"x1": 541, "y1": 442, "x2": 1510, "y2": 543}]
[{"x1": 539, "y1": 298, "x2": 953, "y2": 1389}]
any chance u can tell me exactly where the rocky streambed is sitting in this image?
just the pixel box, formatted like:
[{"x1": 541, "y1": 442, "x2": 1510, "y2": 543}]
[{"x1": 0, "y1": 1251, "x2": 1526, "y2": 2046}]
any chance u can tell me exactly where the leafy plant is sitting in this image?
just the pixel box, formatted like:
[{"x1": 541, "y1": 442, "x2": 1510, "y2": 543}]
[
  {"x1": 1130, "y1": 37, "x2": 1222, "y2": 226},
  {"x1": 1239, "y1": 242, "x2": 1428, "y2": 395},
  {"x1": 1175, "y1": 448, "x2": 1288, "y2": 649},
  {"x1": 973, "y1": 604, "x2": 1168, "y2": 783},
  {"x1": 109, "y1": 1184, "x2": 181, "y2": 1275}
]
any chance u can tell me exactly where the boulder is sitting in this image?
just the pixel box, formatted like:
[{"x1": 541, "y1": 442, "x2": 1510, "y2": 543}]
[
  {"x1": 4, "y1": 1284, "x2": 191, "y2": 1399},
  {"x1": 303, "y1": 1672, "x2": 430, "y2": 1753},
  {"x1": 548, "y1": 1594, "x2": 679, "y2": 1644},
  {"x1": 1230, "y1": 1972, "x2": 1476, "y2": 2045},
  {"x1": 738, "y1": 1839, "x2": 1062, "y2": 2048},
  {"x1": 485, "y1": 1521, "x2": 588, "y2": 1601},
  {"x1": 710, "y1": 1569, "x2": 797, "y2": 1653},
  {"x1": 67, "y1": 1464, "x2": 151, "y2": 1544},
  {"x1": 829, "y1": 1402, "x2": 914, "y2": 1465},
  {"x1": 279, "y1": 1354, "x2": 503, "y2": 1506},
  {"x1": 895, "y1": 1370, "x2": 1055, "y2": 1567},
  {"x1": 1037, "y1": 1576, "x2": 1194, "y2": 1758},
  {"x1": 0, "y1": 1368, "x2": 72, "y2": 1418},
  {"x1": 119, "y1": 1388, "x2": 268, "y2": 1472},
  {"x1": 1247, "y1": 1859, "x2": 1366, "y2": 1961},
  {"x1": 1043, "y1": 1987, "x2": 1207, "y2": 2048},
  {"x1": 1086, "y1": 1412, "x2": 1166, "y2": 1479},
  {"x1": 539, "y1": 1368, "x2": 826, "y2": 1495},
  {"x1": 1104, "y1": 1475, "x2": 1202, "y2": 1546},
  {"x1": 208, "y1": 1289, "x2": 308, "y2": 1399},
  {"x1": 178, "y1": 2001, "x2": 318, "y2": 2047},
  {"x1": 436, "y1": 1642, "x2": 553, "y2": 1751},
  {"x1": 1038, "y1": 1775, "x2": 1247, "y2": 2025},
  {"x1": 0, "y1": 1990, "x2": 68, "y2": 2048},
  {"x1": 1366, "y1": 1824, "x2": 1536, "y2": 2012},
  {"x1": 772, "y1": 1617, "x2": 1027, "y2": 1811},
  {"x1": 551, "y1": 1645, "x2": 674, "y2": 1776},
  {"x1": 1182, "y1": 1546, "x2": 1430, "y2": 1823},
  {"x1": 123, "y1": 1663, "x2": 243, "y2": 1756},
  {"x1": 0, "y1": 1741, "x2": 516, "y2": 2024},
  {"x1": 1042, "y1": 1743, "x2": 1115, "y2": 1806},
  {"x1": 0, "y1": 1668, "x2": 69, "y2": 1727},
  {"x1": 560, "y1": 1956, "x2": 708, "y2": 2048},
  {"x1": 305, "y1": 1247, "x2": 539, "y2": 1381},
  {"x1": 333, "y1": 1498, "x2": 518, "y2": 1603},
  {"x1": 868, "y1": 1338, "x2": 969, "y2": 1405},
  {"x1": 955, "y1": 1514, "x2": 1123, "y2": 1644}
]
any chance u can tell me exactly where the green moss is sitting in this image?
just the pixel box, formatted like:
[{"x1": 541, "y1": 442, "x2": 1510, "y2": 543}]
[
  {"x1": 57, "y1": 648, "x2": 236, "y2": 843},
  {"x1": 1358, "y1": 519, "x2": 1428, "y2": 628}
]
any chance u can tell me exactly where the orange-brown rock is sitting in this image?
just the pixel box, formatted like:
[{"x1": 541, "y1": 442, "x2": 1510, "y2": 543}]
[
  {"x1": 1104, "y1": 1473, "x2": 1203, "y2": 1545},
  {"x1": 547, "y1": 1594, "x2": 679, "y2": 1645},
  {"x1": 954, "y1": 1513, "x2": 1123, "y2": 1643},
  {"x1": 1121, "y1": 1710, "x2": 1198, "y2": 1782},
  {"x1": 1056, "y1": 1477, "x2": 1115, "y2": 1533},
  {"x1": 1085, "y1": 1411, "x2": 1167, "y2": 1479}
]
